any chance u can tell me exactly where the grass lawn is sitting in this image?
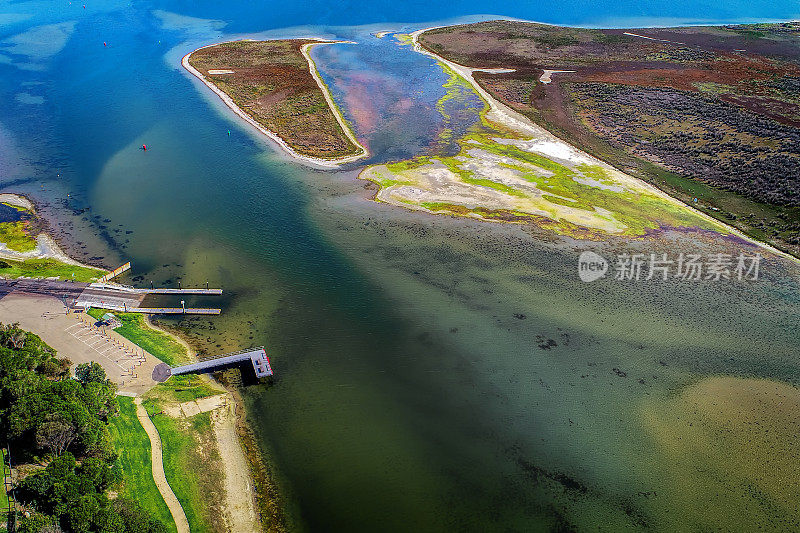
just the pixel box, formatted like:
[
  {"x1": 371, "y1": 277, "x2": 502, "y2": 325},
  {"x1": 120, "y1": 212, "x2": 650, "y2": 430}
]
[
  {"x1": 0, "y1": 222, "x2": 36, "y2": 252},
  {"x1": 1, "y1": 448, "x2": 9, "y2": 511},
  {"x1": 0, "y1": 257, "x2": 105, "y2": 282},
  {"x1": 143, "y1": 401, "x2": 225, "y2": 533},
  {"x1": 109, "y1": 397, "x2": 176, "y2": 533},
  {"x1": 87, "y1": 309, "x2": 190, "y2": 366},
  {"x1": 146, "y1": 374, "x2": 223, "y2": 404}
]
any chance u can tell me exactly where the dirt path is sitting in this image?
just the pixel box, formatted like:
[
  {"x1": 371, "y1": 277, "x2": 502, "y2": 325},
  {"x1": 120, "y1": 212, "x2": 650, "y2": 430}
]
[{"x1": 135, "y1": 397, "x2": 190, "y2": 533}]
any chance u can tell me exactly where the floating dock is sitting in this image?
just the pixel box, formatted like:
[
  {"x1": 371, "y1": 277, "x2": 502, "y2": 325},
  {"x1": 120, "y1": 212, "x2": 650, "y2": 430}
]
[
  {"x1": 130, "y1": 307, "x2": 221, "y2": 315},
  {"x1": 0, "y1": 265, "x2": 225, "y2": 316},
  {"x1": 137, "y1": 288, "x2": 223, "y2": 295},
  {"x1": 74, "y1": 279, "x2": 223, "y2": 314}
]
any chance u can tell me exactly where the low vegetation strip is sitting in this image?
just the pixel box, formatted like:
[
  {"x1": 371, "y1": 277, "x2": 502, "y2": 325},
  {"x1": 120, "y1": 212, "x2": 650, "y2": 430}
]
[
  {"x1": 186, "y1": 39, "x2": 365, "y2": 162},
  {"x1": 142, "y1": 397, "x2": 227, "y2": 533},
  {"x1": 145, "y1": 374, "x2": 223, "y2": 404},
  {"x1": 109, "y1": 396, "x2": 177, "y2": 533},
  {"x1": 134, "y1": 398, "x2": 190, "y2": 533},
  {"x1": 0, "y1": 257, "x2": 105, "y2": 282},
  {"x1": 1, "y1": 449, "x2": 9, "y2": 511}
]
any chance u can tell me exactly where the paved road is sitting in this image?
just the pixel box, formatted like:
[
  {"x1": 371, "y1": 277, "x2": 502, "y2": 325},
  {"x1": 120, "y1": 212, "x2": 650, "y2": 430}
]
[
  {"x1": 0, "y1": 279, "x2": 87, "y2": 305},
  {"x1": 0, "y1": 279, "x2": 145, "y2": 311}
]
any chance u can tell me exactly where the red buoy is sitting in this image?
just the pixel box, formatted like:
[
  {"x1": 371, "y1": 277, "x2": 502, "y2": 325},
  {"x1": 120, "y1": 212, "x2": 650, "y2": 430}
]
[
  {"x1": 103, "y1": 42, "x2": 107, "y2": 47},
  {"x1": 142, "y1": 144, "x2": 147, "y2": 151}
]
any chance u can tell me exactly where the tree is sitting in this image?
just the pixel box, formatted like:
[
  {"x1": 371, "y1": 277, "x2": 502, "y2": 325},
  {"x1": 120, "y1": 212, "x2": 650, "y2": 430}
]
[
  {"x1": 16, "y1": 512, "x2": 58, "y2": 533},
  {"x1": 36, "y1": 414, "x2": 78, "y2": 456},
  {"x1": 65, "y1": 494, "x2": 101, "y2": 532},
  {"x1": 74, "y1": 362, "x2": 107, "y2": 385},
  {"x1": 2, "y1": 327, "x2": 167, "y2": 532}
]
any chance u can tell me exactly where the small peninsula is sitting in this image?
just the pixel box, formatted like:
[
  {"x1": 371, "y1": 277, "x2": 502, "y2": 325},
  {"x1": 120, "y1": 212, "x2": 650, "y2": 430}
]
[
  {"x1": 0, "y1": 193, "x2": 106, "y2": 282},
  {"x1": 184, "y1": 39, "x2": 367, "y2": 165}
]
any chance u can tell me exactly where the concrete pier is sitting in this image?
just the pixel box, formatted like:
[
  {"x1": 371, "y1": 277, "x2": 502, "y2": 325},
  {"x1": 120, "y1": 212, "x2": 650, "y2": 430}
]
[{"x1": 153, "y1": 347, "x2": 273, "y2": 382}]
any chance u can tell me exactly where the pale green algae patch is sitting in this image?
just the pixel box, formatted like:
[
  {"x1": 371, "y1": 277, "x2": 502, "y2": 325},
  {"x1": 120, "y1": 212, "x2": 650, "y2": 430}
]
[{"x1": 360, "y1": 59, "x2": 726, "y2": 238}]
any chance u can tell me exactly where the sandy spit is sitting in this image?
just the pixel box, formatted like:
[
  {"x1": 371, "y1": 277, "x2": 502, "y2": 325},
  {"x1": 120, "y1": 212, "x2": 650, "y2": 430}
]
[{"x1": 0, "y1": 193, "x2": 34, "y2": 211}]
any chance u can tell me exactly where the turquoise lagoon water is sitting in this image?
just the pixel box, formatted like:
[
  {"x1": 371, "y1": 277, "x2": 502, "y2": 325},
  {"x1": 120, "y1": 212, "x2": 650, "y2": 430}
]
[{"x1": 1, "y1": 0, "x2": 800, "y2": 530}]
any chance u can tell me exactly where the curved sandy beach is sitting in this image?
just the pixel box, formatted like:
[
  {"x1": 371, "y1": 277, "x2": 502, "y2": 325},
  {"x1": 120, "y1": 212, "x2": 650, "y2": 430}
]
[
  {"x1": 182, "y1": 39, "x2": 368, "y2": 168},
  {"x1": 0, "y1": 193, "x2": 107, "y2": 270}
]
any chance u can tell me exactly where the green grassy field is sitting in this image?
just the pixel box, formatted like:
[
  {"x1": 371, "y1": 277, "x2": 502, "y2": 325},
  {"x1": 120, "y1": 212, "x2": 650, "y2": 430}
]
[
  {"x1": 0, "y1": 449, "x2": 9, "y2": 511},
  {"x1": 109, "y1": 397, "x2": 177, "y2": 533},
  {"x1": 87, "y1": 309, "x2": 190, "y2": 366},
  {"x1": 0, "y1": 257, "x2": 105, "y2": 282},
  {"x1": 0, "y1": 222, "x2": 36, "y2": 252},
  {"x1": 142, "y1": 400, "x2": 224, "y2": 533},
  {"x1": 146, "y1": 374, "x2": 223, "y2": 404}
]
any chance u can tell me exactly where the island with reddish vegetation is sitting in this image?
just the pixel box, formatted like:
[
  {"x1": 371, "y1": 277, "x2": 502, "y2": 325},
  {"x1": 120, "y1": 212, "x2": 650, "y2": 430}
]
[{"x1": 184, "y1": 39, "x2": 367, "y2": 166}]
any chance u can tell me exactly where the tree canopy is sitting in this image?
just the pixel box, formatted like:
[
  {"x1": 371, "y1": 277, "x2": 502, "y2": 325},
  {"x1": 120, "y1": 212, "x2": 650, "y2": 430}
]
[{"x1": 0, "y1": 323, "x2": 166, "y2": 533}]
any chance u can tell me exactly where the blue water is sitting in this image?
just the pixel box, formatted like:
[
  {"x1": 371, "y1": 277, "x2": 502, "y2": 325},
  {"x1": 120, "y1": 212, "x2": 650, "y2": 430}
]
[{"x1": 2, "y1": 1, "x2": 800, "y2": 531}]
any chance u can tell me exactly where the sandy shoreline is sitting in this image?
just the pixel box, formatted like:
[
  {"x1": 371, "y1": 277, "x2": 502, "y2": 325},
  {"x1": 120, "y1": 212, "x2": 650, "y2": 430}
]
[
  {"x1": 409, "y1": 28, "x2": 800, "y2": 264},
  {"x1": 182, "y1": 39, "x2": 368, "y2": 169}
]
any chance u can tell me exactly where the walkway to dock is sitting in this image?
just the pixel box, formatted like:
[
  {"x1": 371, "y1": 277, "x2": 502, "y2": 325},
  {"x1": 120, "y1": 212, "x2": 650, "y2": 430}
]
[
  {"x1": 134, "y1": 397, "x2": 190, "y2": 533},
  {"x1": 73, "y1": 282, "x2": 223, "y2": 315}
]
